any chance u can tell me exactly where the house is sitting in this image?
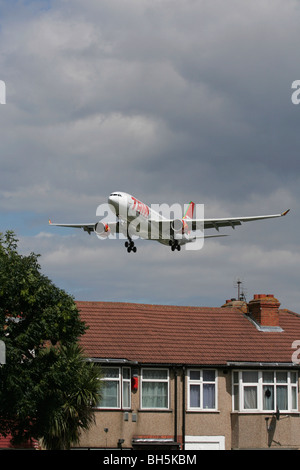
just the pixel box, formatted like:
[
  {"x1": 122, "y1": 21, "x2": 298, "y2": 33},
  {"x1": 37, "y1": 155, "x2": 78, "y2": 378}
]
[{"x1": 75, "y1": 294, "x2": 300, "y2": 450}]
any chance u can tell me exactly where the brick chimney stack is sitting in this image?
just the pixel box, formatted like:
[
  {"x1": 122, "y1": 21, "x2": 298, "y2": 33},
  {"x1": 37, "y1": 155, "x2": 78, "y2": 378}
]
[{"x1": 248, "y1": 294, "x2": 280, "y2": 327}]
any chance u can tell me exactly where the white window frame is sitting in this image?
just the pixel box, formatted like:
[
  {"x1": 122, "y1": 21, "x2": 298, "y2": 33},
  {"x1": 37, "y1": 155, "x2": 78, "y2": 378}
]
[
  {"x1": 232, "y1": 370, "x2": 298, "y2": 413},
  {"x1": 187, "y1": 369, "x2": 218, "y2": 411},
  {"x1": 122, "y1": 367, "x2": 131, "y2": 409},
  {"x1": 141, "y1": 368, "x2": 169, "y2": 410},
  {"x1": 98, "y1": 367, "x2": 131, "y2": 409}
]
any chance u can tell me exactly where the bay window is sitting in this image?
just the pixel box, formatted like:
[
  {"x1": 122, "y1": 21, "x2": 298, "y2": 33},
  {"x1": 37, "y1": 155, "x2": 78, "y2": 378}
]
[{"x1": 233, "y1": 370, "x2": 298, "y2": 413}]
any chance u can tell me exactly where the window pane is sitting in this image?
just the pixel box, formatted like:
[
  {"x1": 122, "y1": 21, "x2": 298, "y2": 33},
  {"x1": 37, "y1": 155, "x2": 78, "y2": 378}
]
[
  {"x1": 190, "y1": 370, "x2": 200, "y2": 381},
  {"x1": 190, "y1": 384, "x2": 200, "y2": 407},
  {"x1": 203, "y1": 370, "x2": 215, "y2": 382},
  {"x1": 277, "y1": 386, "x2": 288, "y2": 410},
  {"x1": 263, "y1": 371, "x2": 274, "y2": 383},
  {"x1": 243, "y1": 371, "x2": 258, "y2": 383},
  {"x1": 104, "y1": 368, "x2": 119, "y2": 379},
  {"x1": 263, "y1": 385, "x2": 274, "y2": 410},
  {"x1": 143, "y1": 369, "x2": 168, "y2": 380},
  {"x1": 234, "y1": 385, "x2": 239, "y2": 410},
  {"x1": 123, "y1": 368, "x2": 131, "y2": 380},
  {"x1": 292, "y1": 387, "x2": 297, "y2": 409},
  {"x1": 123, "y1": 381, "x2": 130, "y2": 409},
  {"x1": 276, "y1": 372, "x2": 287, "y2": 383},
  {"x1": 142, "y1": 382, "x2": 168, "y2": 408},
  {"x1": 233, "y1": 372, "x2": 239, "y2": 384},
  {"x1": 101, "y1": 381, "x2": 119, "y2": 408},
  {"x1": 203, "y1": 383, "x2": 215, "y2": 408},
  {"x1": 291, "y1": 372, "x2": 297, "y2": 384},
  {"x1": 244, "y1": 386, "x2": 257, "y2": 409}
]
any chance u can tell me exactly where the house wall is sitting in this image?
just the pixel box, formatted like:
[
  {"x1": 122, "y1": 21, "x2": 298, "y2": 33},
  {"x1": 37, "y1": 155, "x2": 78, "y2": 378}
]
[
  {"x1": 78, "y1": 368, "x2": 234, "y2": 449},
  {"x1": 185, "y1": 373, "x2": 232, "y2": 449},
  {"x1": 77, "y1": 367, "x2": 300, "y2": 450},
  {"x1": 231, "y1": 413, "x2": 300, "y2": 449},
  {"x1": 78, "y1": 368, "x2": 179, "y2": 449}
]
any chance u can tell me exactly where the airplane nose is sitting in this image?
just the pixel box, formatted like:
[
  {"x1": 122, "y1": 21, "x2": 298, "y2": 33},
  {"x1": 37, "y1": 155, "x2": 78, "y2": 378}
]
[
  {"x1": 108, "y1": 195, "x2": 117, "y2": 210},
  {"x1": 108, "y1": 193, "x2": 122, "y2": 216},
  {"x1": 108, "y1": 192, "x2": 127, "y2": 217}
]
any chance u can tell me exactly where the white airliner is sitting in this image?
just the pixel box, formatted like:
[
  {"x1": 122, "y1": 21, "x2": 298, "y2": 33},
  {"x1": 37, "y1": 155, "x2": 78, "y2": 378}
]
[{"x1": 49, "y1": 191, "x2": 290, "y2": 253}]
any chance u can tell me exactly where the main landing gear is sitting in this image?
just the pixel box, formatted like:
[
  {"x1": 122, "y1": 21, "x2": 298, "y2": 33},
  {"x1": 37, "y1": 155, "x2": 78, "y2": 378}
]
[
  {"x1": 125, "y1": 240, "x2": 137, "y2": 253},
  {"x1": 169, "y1": 240, "x2": 181, "y2": 252}
]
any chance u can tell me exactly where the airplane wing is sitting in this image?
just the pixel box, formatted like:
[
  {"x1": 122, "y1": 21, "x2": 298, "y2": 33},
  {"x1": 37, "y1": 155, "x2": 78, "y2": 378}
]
[
  {"x1": 49, "y1": 209, "x2": 290, "y2": 240},
  {"x1": 156, "y1": 209, "x2": 290, "y2": 235},
  {"x1": 190, "y1": 209, "x2": 290, "y2": 232},
  {"x1": 48, "y1": 219, "x2": 127, "y2": 237},
  {"x1": 49, "y1": 220, "x2": 96, "y2": 234}
]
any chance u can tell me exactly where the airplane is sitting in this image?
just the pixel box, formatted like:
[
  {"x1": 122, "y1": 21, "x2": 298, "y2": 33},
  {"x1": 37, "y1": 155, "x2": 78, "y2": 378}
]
[{"x1": 49, "y1": 191, "x2": 290, "y2": 253}]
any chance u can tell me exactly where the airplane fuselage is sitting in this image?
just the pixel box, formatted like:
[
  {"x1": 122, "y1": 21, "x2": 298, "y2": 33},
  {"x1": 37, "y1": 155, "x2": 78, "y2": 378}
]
[{"x1": 108, "y1": 191, "x2": 183, "y2": 246}]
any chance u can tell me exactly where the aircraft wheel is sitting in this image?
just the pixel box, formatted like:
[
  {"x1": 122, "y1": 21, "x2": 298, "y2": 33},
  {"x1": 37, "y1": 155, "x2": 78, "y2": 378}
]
[
  {"x1": 133, "y1": 246, "x2": 137, "y2": 253},
  {"x1": 177, "y1": 245, "x2": 181, "y2": 251},
  {"x1": 127, "y1": 246, "x2": 131, "y2": 253}
]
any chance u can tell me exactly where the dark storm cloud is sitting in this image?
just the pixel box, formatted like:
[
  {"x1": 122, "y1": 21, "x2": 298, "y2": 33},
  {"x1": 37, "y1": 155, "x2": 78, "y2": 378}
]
[{"x1": 0, "y1": 0, "x2": 299, "y2": 310}]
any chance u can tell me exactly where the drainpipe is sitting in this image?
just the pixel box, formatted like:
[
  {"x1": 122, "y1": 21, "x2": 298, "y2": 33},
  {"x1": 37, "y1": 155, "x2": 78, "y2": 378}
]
[
  {"x1": 174, "y1": 368, "x2": 178, "y2": 444},
  {"x1": 182, "y1": 367, "x2": 186, "y2": 450}
]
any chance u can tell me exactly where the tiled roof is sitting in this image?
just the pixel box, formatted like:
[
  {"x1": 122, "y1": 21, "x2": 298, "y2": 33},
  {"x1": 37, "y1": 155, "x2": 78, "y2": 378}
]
[{"x1": 77, "y1": 301, "x2": 300, "y2": 366}]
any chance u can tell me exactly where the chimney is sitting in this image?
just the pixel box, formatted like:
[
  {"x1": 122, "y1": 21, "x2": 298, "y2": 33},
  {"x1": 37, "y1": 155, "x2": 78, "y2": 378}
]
[
  {"x1": 247, "y1": 294, "x2": 280, "y2": 327},
  {"x1": 221, "y1": 298, "x2": 248, "y2": 314}
]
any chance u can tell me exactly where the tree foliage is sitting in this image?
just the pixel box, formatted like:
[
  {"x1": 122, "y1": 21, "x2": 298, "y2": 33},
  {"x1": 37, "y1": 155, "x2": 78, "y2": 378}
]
[{"x1": 0, "y1": 231, "x2": 101, "y2": 449}]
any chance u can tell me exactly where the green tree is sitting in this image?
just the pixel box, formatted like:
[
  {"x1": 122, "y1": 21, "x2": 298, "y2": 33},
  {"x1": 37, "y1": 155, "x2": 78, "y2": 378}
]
[{"x1": 0, "y1": 231, "x2": 101, "y2": 449}]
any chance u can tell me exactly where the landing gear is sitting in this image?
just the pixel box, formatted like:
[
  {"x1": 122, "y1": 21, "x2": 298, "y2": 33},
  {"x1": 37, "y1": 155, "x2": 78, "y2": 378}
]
[
  {"x1": 169, "y1": 240, "x2": 181, "y2": 252},
  {"x1": 125, "y1": 240, "x2": 137, "y2": 253}
]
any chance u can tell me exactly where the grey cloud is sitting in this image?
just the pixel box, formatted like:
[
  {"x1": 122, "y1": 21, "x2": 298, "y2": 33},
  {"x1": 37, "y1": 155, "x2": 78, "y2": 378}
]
[{"x1": 0, "y1": 0, "x2": 299, "y2": 309}]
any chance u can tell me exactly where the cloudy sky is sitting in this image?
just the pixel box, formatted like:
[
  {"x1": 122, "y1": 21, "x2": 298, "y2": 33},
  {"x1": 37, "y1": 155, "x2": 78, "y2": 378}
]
[{"x1": 0, "y1": 0, "x2": 299, "y2": 311}]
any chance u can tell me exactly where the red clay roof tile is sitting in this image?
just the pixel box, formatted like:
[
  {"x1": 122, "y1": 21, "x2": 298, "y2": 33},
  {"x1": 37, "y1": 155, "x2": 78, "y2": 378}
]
[{"x1": 76, "y1": 301, "x2": 300, "y2": 366}]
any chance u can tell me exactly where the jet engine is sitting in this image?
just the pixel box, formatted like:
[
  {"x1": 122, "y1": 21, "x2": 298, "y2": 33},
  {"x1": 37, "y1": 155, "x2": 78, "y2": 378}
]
[
  {"x1": 171, "y1": 219, "x2": 183, "y2": 232},
  {"x1": 95, "y1": 222, "x2": 111, "y2": 238},
  {"x1": 171, "y1": 219, "x2": 189, "y2": 234}
]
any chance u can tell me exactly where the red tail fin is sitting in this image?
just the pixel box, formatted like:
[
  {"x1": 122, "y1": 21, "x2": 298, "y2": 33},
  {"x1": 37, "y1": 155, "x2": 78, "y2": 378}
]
[{"x1": 183, "y1": 201, "x2": 195, "y2": 219}]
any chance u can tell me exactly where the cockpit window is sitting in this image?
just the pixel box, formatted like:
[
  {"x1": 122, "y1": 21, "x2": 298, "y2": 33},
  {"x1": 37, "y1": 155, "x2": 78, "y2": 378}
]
[{"x1": 110, "y1": 193, "x2": 122, "y2": 197}]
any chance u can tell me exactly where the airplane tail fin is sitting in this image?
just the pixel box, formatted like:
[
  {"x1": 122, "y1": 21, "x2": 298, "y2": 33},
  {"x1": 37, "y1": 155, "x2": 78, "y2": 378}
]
[{"x1": 183, "y1": 201, "x2": 195, "y2": 219}]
